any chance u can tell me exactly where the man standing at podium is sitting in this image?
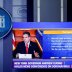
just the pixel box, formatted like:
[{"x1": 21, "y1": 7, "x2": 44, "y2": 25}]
[{"x1": 13, "y1": 32, "x2": 41, "y2": 59}]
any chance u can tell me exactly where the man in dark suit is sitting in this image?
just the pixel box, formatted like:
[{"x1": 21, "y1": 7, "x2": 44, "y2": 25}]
[{"x1": 13, "y1": 32, "x2": 42, "y2": 59}]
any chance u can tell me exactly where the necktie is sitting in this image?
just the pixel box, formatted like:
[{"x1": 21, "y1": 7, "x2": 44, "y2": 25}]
[{"x1": 26, "y1": 43, "x2": 28, "y2": 54}]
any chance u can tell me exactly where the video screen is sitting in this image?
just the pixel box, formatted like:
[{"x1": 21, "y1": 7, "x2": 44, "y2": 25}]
[
  {"x1": 1, "y1": 0, "x2": 72, "y2": 71},
  {"x1": 13, "y1": 29, "x2": 72, "y2": 69},
  {"x1": 13, "y1": 29, "x2": 42, "y2": 59}
]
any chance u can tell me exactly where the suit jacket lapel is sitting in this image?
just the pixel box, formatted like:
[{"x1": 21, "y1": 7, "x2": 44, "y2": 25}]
[{"x1": 22, "y1": 42, "x2": 26, "y2": 53}]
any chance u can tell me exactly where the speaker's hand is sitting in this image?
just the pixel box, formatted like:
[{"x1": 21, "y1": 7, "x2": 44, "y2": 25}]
[
  {"x1": 16, "y1": 53, "x2": 20, "y2": 58},
  {"x1": 34, "y1": 51, "x2": 39, "y2": 58}
]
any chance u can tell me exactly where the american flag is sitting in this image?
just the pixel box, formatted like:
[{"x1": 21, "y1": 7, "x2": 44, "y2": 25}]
[{"x1": 12, "y1": 33, "x2": 16, "y2": 50}]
